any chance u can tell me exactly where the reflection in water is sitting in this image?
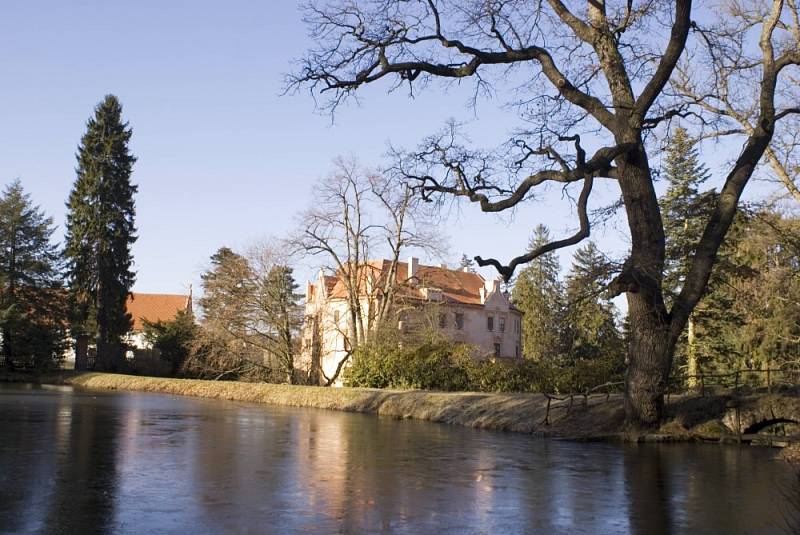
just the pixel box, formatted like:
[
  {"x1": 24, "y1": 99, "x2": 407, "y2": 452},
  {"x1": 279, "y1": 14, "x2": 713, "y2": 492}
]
[{"x1": 0, "y1": 384, "x2": 793, "y2": 534}]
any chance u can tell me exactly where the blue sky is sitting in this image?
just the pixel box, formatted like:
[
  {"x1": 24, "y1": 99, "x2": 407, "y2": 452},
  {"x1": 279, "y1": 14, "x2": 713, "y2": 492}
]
[{"x1": 0, "y1": 1, "x2": 769, "y2": 296}]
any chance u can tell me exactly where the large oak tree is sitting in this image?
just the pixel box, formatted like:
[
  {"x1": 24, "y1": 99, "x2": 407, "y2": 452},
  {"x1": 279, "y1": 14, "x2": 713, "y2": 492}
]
[{"x1": 290, "y1": 0, "x2": 800, "y2": 425}]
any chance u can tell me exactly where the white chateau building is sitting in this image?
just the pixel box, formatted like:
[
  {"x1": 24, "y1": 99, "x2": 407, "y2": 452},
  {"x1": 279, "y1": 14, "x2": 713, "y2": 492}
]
[{"x1": 302, "y1": 257, "x2": 523, "y2": 384}]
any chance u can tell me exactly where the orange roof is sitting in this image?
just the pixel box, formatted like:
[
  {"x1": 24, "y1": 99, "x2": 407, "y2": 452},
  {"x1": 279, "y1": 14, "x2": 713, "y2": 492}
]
[
  {"x1": 324, "y1": 260, "x2": 487, "y2": 306},
  {"x1": 126, "y1": 293, "x2": 191, "y2": 331}
]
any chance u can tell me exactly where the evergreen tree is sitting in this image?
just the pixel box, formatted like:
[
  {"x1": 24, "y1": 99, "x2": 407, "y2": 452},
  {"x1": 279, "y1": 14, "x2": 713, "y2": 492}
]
[
  {"x1": 65, "y1": 95, "x2": 137, "y2": 371},
  {"x1": 457, "y1": 254, "x2": 475, "y2": 272},
  {"x1": 721, "y1": 211, "x2": 800, "y2": 374},
  {"x1": 143, "y1": 309, "x2": 197, "y2": 376},
  {"x1": 660, "y1": 127, "x2": 742, "y2": 384},
  {"x1": 193, "y1": 247, "x2": 303, "y2": 383},
  {"x1": 563, "y1": 241, "x2": 622, "y2": 366},
  {"x1": 511, "y1": 225, "x2": 565, "y2": 361},
  {"x1": 0, "y1": 180, "x2": 67, "y2": 369},
  {"x1": 256, "y1": 264, "x2": 303, "y2": 383},
  {"x1": 661, "y1": 127, "x2": 712, "y2": 305}
]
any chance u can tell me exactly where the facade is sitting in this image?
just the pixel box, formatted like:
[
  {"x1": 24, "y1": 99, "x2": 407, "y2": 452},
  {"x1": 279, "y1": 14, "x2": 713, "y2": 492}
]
[{"x1": 302, "y1": 257, "x2": 523, "y2": 384}]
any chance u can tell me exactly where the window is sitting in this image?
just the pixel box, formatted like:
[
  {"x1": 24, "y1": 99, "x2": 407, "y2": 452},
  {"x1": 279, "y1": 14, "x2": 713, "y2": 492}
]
[
  {"x1": 494, "y1": 343, "x2": 501, "y2": 357},
  {"x1": 439, "y1": 313, "x2": 447, "y2": 328},
  {"x1": 455, "y1": 313, "x2": 464, "y2": 330},
  {"x1": 487, "y1": 316, "x2": 494, "y2": 332},
  {"x1": 499, "y1": 317, "x2": 506, "y2": 333}
]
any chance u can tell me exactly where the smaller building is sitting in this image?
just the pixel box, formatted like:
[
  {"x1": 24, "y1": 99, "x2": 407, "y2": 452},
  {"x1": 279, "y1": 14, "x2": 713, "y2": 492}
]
[{"x1": 124, "y1": 292, "x2": 193, "y2": 350}]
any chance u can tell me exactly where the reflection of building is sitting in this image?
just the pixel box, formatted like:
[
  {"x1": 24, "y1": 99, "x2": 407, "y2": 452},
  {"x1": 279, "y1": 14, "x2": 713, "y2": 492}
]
[{"x1": 302, "y1": 257, "x2": 523, "y2": 383}]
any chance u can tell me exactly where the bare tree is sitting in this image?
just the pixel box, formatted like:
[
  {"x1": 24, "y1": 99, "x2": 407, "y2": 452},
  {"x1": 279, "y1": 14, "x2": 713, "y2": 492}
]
[
  {"x1": 289, "y1": 0, "x2": 800, "y2": 425},
  {"x1": 293, "y1": 157, "x2": 442, "y2": 385}
]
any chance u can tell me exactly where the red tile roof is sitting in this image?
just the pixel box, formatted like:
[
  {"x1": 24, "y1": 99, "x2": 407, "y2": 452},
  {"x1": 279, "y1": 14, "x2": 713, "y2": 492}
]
[
  {"x1": 126, "y1": 293, "x2": 191, "y2": 331},
  {"x1": 324, "y1": 260, "x2": 487, "y2": 306}
]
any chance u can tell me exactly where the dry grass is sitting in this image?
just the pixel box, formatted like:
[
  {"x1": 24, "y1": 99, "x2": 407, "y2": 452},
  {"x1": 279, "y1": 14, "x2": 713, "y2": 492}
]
[
  {"x1": 10, "y1": 371, "x2": 794, "y2": 445},
  {"x1": 57, "y1": 372, "x2": 620, "y2": 436}
]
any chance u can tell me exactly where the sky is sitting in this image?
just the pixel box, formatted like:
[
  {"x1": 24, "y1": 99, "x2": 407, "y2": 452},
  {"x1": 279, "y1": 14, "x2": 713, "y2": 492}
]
[{"x1": 0, "y1": 1, "x2": 774, "y2": 299}]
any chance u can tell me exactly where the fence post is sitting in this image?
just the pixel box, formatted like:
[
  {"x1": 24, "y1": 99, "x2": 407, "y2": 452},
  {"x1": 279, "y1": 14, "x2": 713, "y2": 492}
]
[
  {"x1": 767, "y1": 364, "x2": 771, "y2": 394},
  {"x1": 543, "y1": 396, "x2": 551, "y2": 426}
]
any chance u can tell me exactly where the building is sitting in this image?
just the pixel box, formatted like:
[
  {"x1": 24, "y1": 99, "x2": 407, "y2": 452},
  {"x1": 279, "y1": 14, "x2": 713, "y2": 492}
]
[
  {"x1": 65, "y1": 291, "x2": 192, "y2": 370},
  {"x1": 124, "y1": 292, "x2": 193, "y2": 350},
  {"x1": 302, "y1": 257, "x2": 523, "y2": 384}
]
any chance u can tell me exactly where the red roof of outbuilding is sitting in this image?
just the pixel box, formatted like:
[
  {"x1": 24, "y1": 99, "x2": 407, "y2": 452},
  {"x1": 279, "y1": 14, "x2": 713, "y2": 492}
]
[{"x1": 126, "y1": 293, "x2": 191, "y2": 331}]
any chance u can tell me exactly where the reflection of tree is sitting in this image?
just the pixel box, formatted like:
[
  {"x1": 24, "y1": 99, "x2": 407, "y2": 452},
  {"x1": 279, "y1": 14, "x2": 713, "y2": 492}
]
[
  {"x1": 0, "y1": 389, "x2": 56, "y2": 532},
  {"x1": 623, "y1": 445, "x2": 674, "y2": 535},
  {"x1": 44, "y1": 393, "x2": 119, "y2": 533}
]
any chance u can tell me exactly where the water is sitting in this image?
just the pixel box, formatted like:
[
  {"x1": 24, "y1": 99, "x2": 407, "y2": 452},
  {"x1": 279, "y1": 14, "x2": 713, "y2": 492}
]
[{"x1": 0, "y1": 383, "x2": 794, "y2": 534}]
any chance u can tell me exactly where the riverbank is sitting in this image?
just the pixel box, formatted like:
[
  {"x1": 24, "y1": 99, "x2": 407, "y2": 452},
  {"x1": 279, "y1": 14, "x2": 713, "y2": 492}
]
[{"x1": 5, "y1": 371, "x2": 799, "y2": 444}]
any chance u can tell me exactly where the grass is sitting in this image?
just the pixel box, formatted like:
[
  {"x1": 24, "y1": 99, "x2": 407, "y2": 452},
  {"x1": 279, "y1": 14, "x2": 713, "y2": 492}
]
[{"x1": 4, "y1": 370, "x2": 798, "y2": 445}]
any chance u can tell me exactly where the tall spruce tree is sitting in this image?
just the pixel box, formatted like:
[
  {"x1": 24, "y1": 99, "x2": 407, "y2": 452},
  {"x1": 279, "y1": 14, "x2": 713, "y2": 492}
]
[
  {"x1": 563, "y1": 241, "x2": 622, "y2": 365},
  {"x1": 511, "y1": 225, "x2": 565, "y2": 361},
  {"x1": 659, "y1": 128, "x2": 742, "y2": 385},
  {"x1": 661, "y1": 128, "x2": 712, "y2": 305},
  {"x1": 65, "y1": 95, "x2": 137, "y2": 371},
  {"x1": 0, "y1": 180, "x2": 67, "y2": 369}
]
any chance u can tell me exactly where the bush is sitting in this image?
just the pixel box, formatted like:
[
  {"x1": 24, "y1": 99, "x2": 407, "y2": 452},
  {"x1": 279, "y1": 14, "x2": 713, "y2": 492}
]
[
  {"x1": 345, "y1": 341, "x2": 475, "y2": 391},
  {"x1": 346, "y1": 338, "x2": 624, "y2": 394}
]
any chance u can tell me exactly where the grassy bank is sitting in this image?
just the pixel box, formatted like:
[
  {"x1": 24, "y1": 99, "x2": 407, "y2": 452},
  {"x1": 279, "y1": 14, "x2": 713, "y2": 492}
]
[{"x1": 5, "y1": 371, "x2": 797, "y2": 444}]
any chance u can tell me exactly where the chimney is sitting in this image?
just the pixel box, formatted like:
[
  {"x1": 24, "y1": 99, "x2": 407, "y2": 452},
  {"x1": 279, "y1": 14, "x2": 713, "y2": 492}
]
[
  {"x1": 484, "y1": 279, "x2": 500, "y2": 294},
  {"x1": 438, "y1": 262, "x2": 448, "y2": 269},
  {"x1": 462, "y1": 266, "x2": 471, "y2": 272},
  {"x1": 408, "y1": 257, "x2": 419, "y2": 278}
]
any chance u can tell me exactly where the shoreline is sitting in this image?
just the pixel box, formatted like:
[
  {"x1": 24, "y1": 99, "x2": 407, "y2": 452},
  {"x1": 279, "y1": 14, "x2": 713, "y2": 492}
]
[{"x1": 3, "y1": 371, "x2": 797, "y2": 448}]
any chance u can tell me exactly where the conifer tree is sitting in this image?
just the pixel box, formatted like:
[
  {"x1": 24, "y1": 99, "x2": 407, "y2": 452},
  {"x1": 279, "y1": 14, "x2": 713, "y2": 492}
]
[
  {"x1": 661, "y1": 128, "x2": 712, "y2": 305},
  {"x1": 65, "y1": 95, "x2": 137, "y2": 371},
  {"x1": 0, "y1": 180, "x2": 67, "y2": 369},
  {"x1": 562, "y1": 241, "x2": 622, "y2": 366},
  {"x1": 511, "y1": 225, "x2": 565, "y2": 361},
  {"x1": 457, "y1": 254, "x2": 475, "y2": 272},
  {"x1": 659, "y1": 128, "x2": 743, "y2": 384}
]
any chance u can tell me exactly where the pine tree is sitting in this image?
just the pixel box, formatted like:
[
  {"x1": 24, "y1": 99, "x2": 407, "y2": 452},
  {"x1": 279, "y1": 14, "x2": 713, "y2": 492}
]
[
  {"x1": 457, "y1": 254, "x2": 475, "y2": 272},
  {"x1": 511, "y1": 225, "x2": 565, "y2": 361},
  {"x1": 193, "y1": 247, "x2": 303, "y2": 383},
  {"x1": 660, "y1": 127, "x2": 741, "y2": 384},
  {"x1": 65, "y1": 95, "x2": 137, "y2": 371},
  {"x1": 257, "y1": 264, "x2": 303, "y2": 383},
  {"x1": 563, "y1": 242, "x2": 622, "y2": 362},
  {"x1": 0, "y1": 180, "x2": 67, "y2": 369},
  {"x1": 661, "y1": 127, "x2": 712, "y2": 305}
]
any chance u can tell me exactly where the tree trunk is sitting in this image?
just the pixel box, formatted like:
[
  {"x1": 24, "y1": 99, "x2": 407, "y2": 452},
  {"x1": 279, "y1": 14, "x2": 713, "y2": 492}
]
[
  {"x1": 2, "y1": 327, "x2": 13, "y2": 371},
  {"x1": 686, "y1": 316, "x2": 698, "y2": 389},
  {"x1": 615, "y1": 139, "x2": 672, "y2": 427},
  {"x1": 74, "y1": 335, "x2": 89, "y2": 371},
  {"x1": 624, "y1": 292, "x2": 672, "y2": 427}
]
